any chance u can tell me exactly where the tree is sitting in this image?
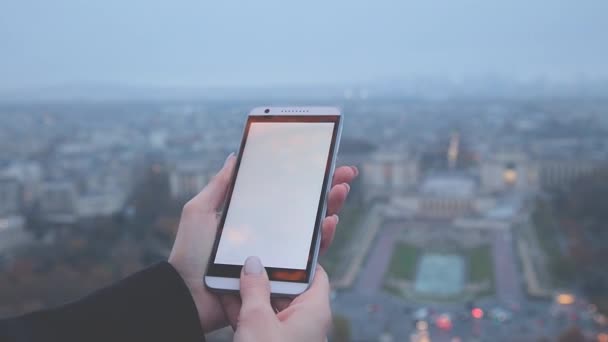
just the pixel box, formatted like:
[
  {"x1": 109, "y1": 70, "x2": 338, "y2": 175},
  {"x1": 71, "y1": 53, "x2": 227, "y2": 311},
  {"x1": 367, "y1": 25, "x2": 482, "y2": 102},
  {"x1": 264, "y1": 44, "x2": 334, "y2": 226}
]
[
  {"x1": 541, "y1": 167, "x2": 608, "y2": 313},
  {"x1": 557, "y1": 326, "x2": 585, "y2": 342},
  {"x1": 131, "y1": 159, "x2": 170, "y2": 230},
  {"x1": 332, "y1": 315, "x2": 351, "y2": 342}
]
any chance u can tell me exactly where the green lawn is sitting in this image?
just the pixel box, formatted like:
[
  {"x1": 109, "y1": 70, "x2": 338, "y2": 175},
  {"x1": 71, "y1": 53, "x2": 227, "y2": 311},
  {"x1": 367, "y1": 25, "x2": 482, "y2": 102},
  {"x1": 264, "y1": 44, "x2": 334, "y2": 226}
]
[
  {"x1": 468, "y1": 245, "x2": 494, "y2": 283},
  {"x1": 383, "y1": 283, "x2": 403, "y2": 297},
  {"x1": 466, "y1": 245, "x2": 495, "y2": 297},
  {"x1": 386, "y1": 243, "x2": 419, "y2": 280},
  {"x1": 384, "y1": 244, "x2": 496, "y2": 301}
]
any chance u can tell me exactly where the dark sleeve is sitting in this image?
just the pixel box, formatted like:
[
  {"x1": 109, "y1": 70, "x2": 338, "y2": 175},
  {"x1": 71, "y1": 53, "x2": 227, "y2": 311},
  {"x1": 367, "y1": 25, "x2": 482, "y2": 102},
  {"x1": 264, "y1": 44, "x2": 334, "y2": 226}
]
[{"x1": 0, "y1": 262, "x2": 205, "y2": 342}]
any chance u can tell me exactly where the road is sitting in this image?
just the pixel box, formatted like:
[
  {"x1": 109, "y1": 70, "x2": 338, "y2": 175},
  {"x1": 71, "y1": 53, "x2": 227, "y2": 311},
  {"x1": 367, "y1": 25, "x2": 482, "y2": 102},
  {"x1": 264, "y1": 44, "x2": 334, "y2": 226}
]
[
  {"x1": 329, "y1": 222, "x2": 598, "y2": 341},
  {"x1": 331, "y1": 203, "x2": 384, "y2": 288},
  {"x1": 492, "y1": 229, "x2": 523, "y2": 305},
  {"x1": 332, "y1": 291, "x2": 563, "y2": 342},
  {"x1": 354, "y1": 225, "x2": 399, "y2": 294}
]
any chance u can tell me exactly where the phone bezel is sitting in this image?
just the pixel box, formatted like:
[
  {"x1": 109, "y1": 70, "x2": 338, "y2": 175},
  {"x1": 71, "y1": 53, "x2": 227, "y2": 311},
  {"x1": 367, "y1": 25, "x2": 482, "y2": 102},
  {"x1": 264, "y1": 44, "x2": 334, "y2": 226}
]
[{"x1": 205, "y1": 106, "x2": 342, "y2": 296}]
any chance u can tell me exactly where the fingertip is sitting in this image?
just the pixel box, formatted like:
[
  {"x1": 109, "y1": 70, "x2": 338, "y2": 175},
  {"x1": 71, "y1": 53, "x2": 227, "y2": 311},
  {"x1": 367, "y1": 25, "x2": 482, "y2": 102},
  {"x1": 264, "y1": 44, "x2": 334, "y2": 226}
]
[
  {"x1": 320, "y1": 221, "x2": 336, "y2": 252},
  {"x1": 331, "y1": 185, "x2": 348, "y2": 200},
  {"x1": 332, "y1": 166, "x2": 357, "y2": 185},
  {"x1": 330, "y1": 183, "x2": 348, "y2": 197},
  {"x1": 342, "y1": 183, "x2": 350, "y2": 193},
  {"x1": 324, "y1": 214, "x2": 339, "y2": 226},
  {"x1": 223, "y1": 152, "x2": 235, "y2": 166},
  {"x1": 223, "y1": 153, "x2": 236, "y2": 172},
  {"x1": 343, "y1": 165, "x2": 356, "y2": 179},
  {"x1": 327, "y1": 186, "x2": 348, "y2": 216},
  {"x1": 216, "y1": 153, "x2": 237, "y2": 185},
  {"x1": 243, "y1": 256, "x2": 264, "y2": 275}
]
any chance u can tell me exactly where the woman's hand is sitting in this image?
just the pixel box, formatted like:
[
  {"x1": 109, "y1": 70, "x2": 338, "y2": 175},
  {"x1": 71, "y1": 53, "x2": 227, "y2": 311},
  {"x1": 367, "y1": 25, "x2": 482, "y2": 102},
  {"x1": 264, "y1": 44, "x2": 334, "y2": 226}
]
[
  {"x1": 168, "y1": 153, "x2": 358, "y2": 332},
  {"x1": 234, "y1": 256, "x2": 331, "y2": 342}
]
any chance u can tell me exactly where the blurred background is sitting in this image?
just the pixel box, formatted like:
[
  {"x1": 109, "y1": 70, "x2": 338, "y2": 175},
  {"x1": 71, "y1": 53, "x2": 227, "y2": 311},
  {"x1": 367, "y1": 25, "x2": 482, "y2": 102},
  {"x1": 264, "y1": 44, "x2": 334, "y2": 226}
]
[{"x1": 1, "y1": 1, "x2": 608, "y2": 341}]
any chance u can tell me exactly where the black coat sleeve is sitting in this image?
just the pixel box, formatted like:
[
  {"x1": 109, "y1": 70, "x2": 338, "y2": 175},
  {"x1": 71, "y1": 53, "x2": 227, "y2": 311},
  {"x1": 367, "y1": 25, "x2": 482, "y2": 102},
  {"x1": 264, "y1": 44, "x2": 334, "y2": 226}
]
[{"x1": 0, "y1": 262, "x2": 205, "y2": 342}]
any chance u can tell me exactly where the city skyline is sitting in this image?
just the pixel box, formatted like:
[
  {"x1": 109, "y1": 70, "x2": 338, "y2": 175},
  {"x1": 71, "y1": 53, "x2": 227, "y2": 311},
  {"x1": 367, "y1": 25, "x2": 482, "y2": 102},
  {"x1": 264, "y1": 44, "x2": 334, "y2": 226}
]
[
  {"x1": 2, "y1": 77, "x2": 608, "y2": 104},
  {"x1": 1, "y1": 98, "x2": 607, "y2": 340}
]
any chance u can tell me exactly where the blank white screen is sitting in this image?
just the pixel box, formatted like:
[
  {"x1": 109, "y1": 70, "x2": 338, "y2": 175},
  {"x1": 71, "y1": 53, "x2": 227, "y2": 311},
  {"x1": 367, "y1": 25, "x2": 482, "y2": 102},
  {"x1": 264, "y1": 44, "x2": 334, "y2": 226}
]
[{"x1": 215, "y1": 122, "x2": 334, "y2": 269}]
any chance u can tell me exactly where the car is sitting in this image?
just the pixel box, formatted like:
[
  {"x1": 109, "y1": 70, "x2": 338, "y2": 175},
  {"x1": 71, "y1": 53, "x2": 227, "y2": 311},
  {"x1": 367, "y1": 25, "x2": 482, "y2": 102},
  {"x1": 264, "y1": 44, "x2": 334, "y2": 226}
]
[
  {"x1": 435, "y1": 313, "x2": 453, "y2": 331},
  {"x1": 413, "y1": 307, "x2": 429, "y2": 321},
  {"x1": 490, "y1": 307, "x2": 512, "y2": 323}
]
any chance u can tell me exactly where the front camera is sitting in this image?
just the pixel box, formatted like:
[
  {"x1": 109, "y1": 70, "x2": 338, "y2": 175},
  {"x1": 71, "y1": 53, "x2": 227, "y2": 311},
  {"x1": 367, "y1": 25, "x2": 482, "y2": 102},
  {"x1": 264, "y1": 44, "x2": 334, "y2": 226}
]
[{"x1": 264, "y1": 109, "x2": 270, "y2": 113}]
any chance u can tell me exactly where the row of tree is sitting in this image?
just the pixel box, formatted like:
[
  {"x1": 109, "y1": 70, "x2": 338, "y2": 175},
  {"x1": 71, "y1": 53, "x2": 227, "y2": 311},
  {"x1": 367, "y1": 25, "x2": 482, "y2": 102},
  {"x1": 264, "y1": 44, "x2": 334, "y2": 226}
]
[{"x1": 534, "y1": 167, "x2": 608, "y2": 313}]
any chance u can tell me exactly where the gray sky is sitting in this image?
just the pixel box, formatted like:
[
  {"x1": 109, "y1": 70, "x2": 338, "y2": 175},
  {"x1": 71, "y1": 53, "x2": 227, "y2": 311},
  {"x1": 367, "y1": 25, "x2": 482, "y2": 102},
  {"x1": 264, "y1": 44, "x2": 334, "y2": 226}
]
[{"x1": 1, "y1": 0, "x2": 607, "y2": 89}]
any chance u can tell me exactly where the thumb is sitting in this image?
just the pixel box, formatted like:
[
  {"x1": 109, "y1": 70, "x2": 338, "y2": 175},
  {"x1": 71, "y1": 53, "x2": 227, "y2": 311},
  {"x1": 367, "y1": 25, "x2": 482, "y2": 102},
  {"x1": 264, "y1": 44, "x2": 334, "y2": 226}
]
[{"x1": 239, "y1": 256, "x2": 275, "y2": 319}]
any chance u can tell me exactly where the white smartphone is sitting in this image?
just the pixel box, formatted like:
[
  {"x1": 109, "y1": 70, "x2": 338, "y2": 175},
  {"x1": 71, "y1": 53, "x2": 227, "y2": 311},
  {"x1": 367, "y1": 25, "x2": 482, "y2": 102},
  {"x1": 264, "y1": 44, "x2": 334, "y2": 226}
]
[{"x1": 205, "y1": 106, "x2": 342, "y2": 296}]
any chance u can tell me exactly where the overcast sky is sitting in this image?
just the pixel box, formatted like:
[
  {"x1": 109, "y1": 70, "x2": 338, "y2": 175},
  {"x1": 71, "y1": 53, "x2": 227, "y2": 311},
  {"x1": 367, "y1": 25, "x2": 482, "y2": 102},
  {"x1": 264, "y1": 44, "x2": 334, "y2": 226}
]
[{"x1": 1, "y1": 0, "x2": 607, "y2": 89}]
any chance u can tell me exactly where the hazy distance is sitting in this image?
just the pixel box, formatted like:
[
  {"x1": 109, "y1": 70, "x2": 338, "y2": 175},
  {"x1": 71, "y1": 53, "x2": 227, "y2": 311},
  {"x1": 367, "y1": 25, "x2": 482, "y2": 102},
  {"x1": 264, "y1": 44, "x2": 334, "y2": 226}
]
[{"x1": 1, "y1": 0, "x2": 607, "y2": 91}]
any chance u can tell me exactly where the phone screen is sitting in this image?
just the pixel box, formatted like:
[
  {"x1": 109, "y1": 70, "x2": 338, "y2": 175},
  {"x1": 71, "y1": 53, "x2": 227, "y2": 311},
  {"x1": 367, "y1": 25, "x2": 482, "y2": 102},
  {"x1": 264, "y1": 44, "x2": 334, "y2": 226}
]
[
  {"x1": 214, "y1": 121, "x2": 335, "y2": 271},
  {"x1": 207, "y1": 114, "x2": 341, "y2": 283}
]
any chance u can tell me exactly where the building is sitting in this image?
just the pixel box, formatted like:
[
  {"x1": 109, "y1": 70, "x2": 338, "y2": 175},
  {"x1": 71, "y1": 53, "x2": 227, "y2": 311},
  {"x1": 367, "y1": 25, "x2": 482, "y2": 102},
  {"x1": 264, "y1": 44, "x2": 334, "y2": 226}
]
[
  {"x1": 1, "y1": 161, "x2": 42, "y2": 206},
  {"x1": 39, "y1": 182, "x2": 78, "y2": 223},
  {"x1": 169, "y1": 161, "x2": 216, "y2": 200},
  {"x1": 529, "y1": 138, "x2": 607, "y2": 189},
  {"x1": 535, "y1": 159, "x2": 601, "y2": 189},
  {"x1": 362, "y1": 152, "x2": 419, "y2": 201},
  {"x1": 386, "y1": 174, "x2": 497, "y2": 219},
  {"x1": 479, "y1": 145, "x2": 607, "y2": 193},
  {"x1": 0, "y1": 215, "x2": 31, "y2": 263},
  {"x1": 77, "y1": 192, "x2": 127, "y2": 218},
  {"x1": 0, "y1": 177, "x2": 21, "y2": 216},
  {"x1": 480, "y1": 152, "x2": 539, "y2": 193},
  {"x1": 418, "y1": 175, "x2": 477, "y2": 218}
]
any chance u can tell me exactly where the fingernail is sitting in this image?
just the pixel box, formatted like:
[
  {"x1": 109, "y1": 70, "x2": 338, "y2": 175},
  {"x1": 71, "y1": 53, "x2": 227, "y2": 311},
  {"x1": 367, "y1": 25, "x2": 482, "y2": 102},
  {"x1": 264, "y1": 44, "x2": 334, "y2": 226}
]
[
  {"x1": 343, "y1": 183, "x2": 350, "y2": 193},
  {"x1": 224, "y1": 152, "x2": 235, "y2": 167},
  {"x1": 351, "y1": 166, "x2": 359, "y2": 177},
  {"x1": 333, "y1": 214, "x2": 339, "y2": 224},
  {"x1": 244, "y1": 256, "x2": 263, "y2": 275}
]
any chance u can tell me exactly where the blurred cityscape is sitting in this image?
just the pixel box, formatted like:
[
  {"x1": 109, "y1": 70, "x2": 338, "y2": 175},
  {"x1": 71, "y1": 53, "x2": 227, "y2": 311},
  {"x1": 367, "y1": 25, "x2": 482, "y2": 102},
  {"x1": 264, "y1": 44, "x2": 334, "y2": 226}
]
[{"x1": 1, "y1": 88, "x2": 608, "y2": 342}]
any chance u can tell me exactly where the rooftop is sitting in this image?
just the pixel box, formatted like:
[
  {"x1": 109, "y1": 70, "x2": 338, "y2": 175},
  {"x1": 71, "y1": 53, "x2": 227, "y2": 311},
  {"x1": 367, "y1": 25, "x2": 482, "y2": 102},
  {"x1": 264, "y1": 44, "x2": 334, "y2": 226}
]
[{"x1": 420, "y1": 174, "x2": 476, "y2": 198}]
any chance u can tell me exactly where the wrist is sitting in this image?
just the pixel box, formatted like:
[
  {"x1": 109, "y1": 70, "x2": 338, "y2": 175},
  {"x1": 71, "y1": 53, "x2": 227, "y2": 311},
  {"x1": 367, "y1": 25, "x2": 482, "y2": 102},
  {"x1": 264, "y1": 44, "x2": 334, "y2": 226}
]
[
  {"x1": 190, "y1": 285, "x2": 227, "y2": 332},
  {"x1": 168, "y1": 260, "x2": 227, "y2": 333}
]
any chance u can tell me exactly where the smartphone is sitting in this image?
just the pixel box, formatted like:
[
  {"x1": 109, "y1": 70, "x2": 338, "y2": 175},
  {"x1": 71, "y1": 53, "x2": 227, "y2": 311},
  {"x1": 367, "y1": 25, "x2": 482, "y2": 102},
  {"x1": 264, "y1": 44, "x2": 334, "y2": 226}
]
[{"x1": 205, "y1": 106, "x2": 342, "y2": 296}]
